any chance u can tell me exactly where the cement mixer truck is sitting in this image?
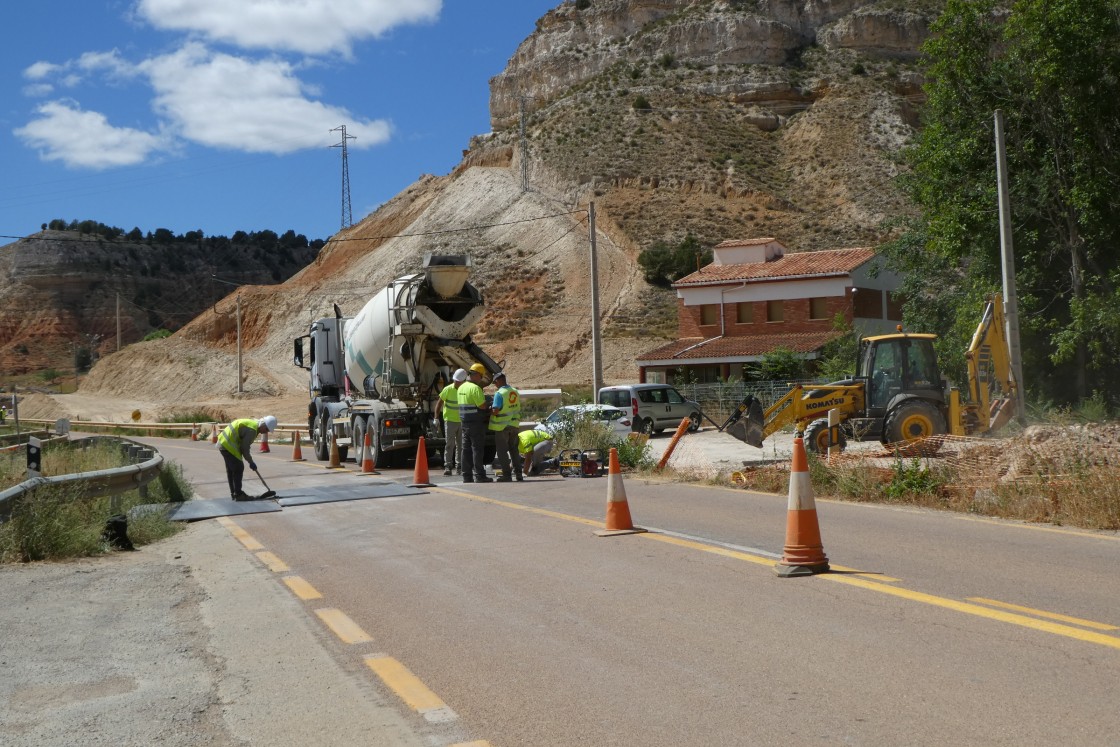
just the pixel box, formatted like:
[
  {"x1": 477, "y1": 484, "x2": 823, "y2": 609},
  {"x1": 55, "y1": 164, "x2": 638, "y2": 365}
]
[{"x1": 293, "y1": 254, "x2": 500, "y2": 467}]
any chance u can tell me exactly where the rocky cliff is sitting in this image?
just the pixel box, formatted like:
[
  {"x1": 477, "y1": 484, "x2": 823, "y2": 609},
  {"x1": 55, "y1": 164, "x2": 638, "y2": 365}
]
[{"x1": 17, "y1": 0, "x2": 942, "y2": 421}]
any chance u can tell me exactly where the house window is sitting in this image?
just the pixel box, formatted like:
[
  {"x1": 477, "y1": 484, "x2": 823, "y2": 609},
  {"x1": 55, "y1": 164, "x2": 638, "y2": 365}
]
[
  {"x1": 810, "y1": 297, "x2": 829, "y2": 320},
  {"x1": 886, "y1": 291, "x2": 905, "y2": 321},
  {"x1": 700, "y1": 304, "x2": 718, "y2": 326},
  {"x1": 767, "y1": 300, "x2": 784, "y2": 322},
  {"x1": 736, "y1": 302, "x2": 753, "y2": 324},
  {"x1": 853, "y1": 287, "x2": 883, "y2": 318}
]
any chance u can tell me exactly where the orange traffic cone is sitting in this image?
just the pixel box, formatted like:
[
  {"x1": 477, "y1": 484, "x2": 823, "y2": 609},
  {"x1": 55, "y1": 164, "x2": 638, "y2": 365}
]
[
  {"x1": 775, "y1": 437, "x2": 830, "y2": 577},
  {"x1": 595, "y1": 448, "x2": 646, "y2": 537},
  {"x1": 328, "y1": 433, "x2": 342, "y2": 468},
  {"x1": 211, "y1": 424, "x2": 219, "y2": 444},
  {"x1": 259, "y1": 430, "x2": 271, "y2": 453},
  {"x1": 408, "y1": 436, "x2": 434, "y2": 487},
  {"x1": 360, "y1": 430, "x2": 379, "y2": 475},
  {"x1": 190, "y1": 423, "x2": 198, "y2": 441},
  {"x1": 291, "y1": 430, "x2": 305, "y2": 461}
]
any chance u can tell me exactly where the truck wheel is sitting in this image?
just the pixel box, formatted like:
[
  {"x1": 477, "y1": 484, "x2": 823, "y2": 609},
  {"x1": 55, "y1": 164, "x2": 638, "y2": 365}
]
[
  {"x1": 313, "y1": 414, "x2": 329, "y2": 461},
  {"x1": 353, "y1": 417, "x2": 367, "y2": 464},
  {"x1": 688, "y1": 412, "x2": 701, "y2": 432},
  {"x1": 804, "y1": 418, "x2": 846, "y2": 454},
  {"x1": 640, "y1": 418, "x2": 655, "y2": 436},
  {"x1": 883, "y1": 400, "x2": 946, "y2": 455}
]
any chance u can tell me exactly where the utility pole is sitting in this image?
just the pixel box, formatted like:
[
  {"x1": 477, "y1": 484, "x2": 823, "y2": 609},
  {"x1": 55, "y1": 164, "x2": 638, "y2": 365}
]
[
  {"x1": 116, "y1": 293, "x2": 121, "y2": 352},
  {"x1": 994, "y1": 110, "x2": 1027, "y2": 420},
  {"x1": 330, "y1": 125, "x2": 356, "y2": 230},
  {"x1": 588, "y1": 202, "x2": 603, "y2": 403},
  {"x1": 211, "y1": 276, "x2": 244, "y2": 394}
]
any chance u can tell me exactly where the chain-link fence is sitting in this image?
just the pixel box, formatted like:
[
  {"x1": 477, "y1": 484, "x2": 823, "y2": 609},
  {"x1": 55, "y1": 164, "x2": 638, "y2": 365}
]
[{"x1": 673, "y1": 379, "x2": 828, "y2": 425}]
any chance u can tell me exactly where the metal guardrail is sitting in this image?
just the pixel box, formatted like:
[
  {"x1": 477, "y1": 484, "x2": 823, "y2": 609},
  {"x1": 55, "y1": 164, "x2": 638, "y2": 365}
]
[
  {"x1": 0, "y1": 436, "x2": 164, "y2": 523},
  {"x1": 16, "y1": 419, "x2": 307, "y2": 440}
]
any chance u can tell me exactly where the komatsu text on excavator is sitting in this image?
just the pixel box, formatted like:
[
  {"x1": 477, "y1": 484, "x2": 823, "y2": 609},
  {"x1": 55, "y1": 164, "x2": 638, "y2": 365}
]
[{"x1": 722, "y1": 295, "x2": 1020, "y2": 453}]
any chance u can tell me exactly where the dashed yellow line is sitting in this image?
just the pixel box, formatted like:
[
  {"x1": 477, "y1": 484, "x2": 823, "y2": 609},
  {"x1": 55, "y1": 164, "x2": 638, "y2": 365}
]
[
  {"x1": 315, "y1": 608, "x2": 373, "y2": 644},
  {"x1": 966, "y1": 597, "x2": 1119, "y2": 631},
  {"x1": 364, "y1": 655, "x2": 458, "y2": 723},
  {"x1": 255, "y1": 550, "x2": 289, "y2": 572},
  {"x1": 282, "y1": 575, "x2": 323, "y2": 600},
  {"x1": 216, "y1": 516, "x2": 263, "y2": 550}
]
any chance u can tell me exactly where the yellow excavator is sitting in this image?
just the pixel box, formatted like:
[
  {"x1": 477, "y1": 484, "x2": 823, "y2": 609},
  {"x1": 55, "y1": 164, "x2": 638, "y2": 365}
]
[{"x1": 722, "y1": 295, "x2": 1021, "y2": 453}]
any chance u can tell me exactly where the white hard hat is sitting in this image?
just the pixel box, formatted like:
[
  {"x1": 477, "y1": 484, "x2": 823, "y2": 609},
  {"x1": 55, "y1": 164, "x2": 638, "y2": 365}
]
[
  {"x1": 452, "y1": 368, "x2": 468, "y2": 382},
  {"x1": 259, "y1": 415, "x2": 277, "y2": 432}
]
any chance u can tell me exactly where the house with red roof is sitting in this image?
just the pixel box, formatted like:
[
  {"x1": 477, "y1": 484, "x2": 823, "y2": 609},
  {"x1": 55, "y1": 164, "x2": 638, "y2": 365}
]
[{"x1": 636, "y1": 238, "x2": 903, "y2": 384}]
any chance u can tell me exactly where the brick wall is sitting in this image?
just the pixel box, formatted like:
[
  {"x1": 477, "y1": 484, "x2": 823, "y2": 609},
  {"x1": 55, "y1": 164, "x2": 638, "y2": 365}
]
[{"x1": 678, "y1": 296, "x2": 853, "y2": 338}]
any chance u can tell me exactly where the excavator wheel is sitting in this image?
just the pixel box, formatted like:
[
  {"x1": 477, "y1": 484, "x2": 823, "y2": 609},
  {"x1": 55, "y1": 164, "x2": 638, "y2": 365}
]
[
  {"x1": 804, "y1": 418, "x2": 846, "y2": 454},
  {"x1": 883, "y1": 400, "x2": 946, "y2": 456}
]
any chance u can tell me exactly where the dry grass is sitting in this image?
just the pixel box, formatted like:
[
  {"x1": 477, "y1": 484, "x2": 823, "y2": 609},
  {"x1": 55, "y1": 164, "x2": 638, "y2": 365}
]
[{"x1": 679, "y1": 424, "x2": 1120, "y2": 532}]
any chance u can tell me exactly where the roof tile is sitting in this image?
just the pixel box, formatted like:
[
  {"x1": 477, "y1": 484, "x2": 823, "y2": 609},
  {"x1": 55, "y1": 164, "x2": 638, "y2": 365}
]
[{"x1": 676, "y1": 247, "x2": 877, "y2": 286}]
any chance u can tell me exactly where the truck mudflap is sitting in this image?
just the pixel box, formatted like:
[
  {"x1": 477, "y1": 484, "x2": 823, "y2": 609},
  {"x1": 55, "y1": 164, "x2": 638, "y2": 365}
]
[{"x1": 719, "y1": 395, "x2": 765, "y2": 449}]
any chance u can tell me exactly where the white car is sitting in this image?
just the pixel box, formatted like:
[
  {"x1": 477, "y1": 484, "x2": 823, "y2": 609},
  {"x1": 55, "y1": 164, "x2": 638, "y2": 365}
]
[{"x1": 535, "y1": 404, "x2": 634, "y2": 438}]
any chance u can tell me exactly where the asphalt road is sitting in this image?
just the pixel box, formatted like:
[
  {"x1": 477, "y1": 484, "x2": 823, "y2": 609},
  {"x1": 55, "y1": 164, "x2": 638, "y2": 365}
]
[{"x1": 5, "y1": 432, "x2": 1120, "y2": 745}]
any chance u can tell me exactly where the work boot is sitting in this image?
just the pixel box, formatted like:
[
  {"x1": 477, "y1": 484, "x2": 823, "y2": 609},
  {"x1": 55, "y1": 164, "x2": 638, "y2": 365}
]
[
  {"x1": 443, "y1": 468, "x2": 453, "y2": 476},
  {"x1": 475, "y1": 475, "x2": 493, "y2": 483},
  {"x1": 232, "y1": 491, "x2": 252, "y2": 501},
  {"x1": 496, "y1": 475, "x2": 513, "y2": 483},
  {"x1": 514, "y1": 474, "x2": 524, "y2": 482}
]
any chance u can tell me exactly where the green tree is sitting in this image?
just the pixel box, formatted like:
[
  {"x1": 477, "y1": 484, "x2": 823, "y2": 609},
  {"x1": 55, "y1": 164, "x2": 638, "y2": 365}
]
[
  {"x1": 749, "y1": 347, "x2": 805, "y2": 382},
  {"x1": 638, "y1": 234, "x2": 711, "y2": 287},
  {"x1": 885, "y1": 0, "x2": 1120, "y2": 405}
]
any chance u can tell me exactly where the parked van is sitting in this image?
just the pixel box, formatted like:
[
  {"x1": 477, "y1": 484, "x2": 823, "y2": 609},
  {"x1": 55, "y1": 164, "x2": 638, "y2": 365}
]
[{"x1": 598, "y1": 384, "x2": 702, "y2": 435}]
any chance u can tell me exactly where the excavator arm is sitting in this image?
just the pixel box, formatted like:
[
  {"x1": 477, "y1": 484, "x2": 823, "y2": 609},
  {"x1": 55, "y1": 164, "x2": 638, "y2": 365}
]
[
  {"x1": 720, "y1": 383, "x2": 866, "y2": 448},
  {"x1": 962, "y1": 295, "x2": 1019, "y2": 435}
]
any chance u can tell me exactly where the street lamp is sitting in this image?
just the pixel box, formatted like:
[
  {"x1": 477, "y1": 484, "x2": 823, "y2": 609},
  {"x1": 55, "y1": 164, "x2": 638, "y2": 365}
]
[{"x1": 211, "y1": 276, "x2": 243, "y2": 394}]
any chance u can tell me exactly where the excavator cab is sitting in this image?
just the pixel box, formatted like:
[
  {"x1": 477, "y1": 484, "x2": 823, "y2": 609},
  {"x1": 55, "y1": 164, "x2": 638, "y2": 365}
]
[{"x1": 858, "y1": 333, "x2": 943, "y2": 414}]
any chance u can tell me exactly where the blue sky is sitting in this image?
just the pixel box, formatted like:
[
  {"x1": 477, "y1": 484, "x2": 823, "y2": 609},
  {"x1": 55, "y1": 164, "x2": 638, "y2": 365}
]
[{"x1": 0, "y1": 1, "x2": 559, "y2": 243}]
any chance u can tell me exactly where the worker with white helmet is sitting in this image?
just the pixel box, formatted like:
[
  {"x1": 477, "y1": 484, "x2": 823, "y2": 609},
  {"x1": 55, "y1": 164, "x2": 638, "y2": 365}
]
[
  {"x1": 216, "y1": 415, "x2": 276, "y2": 500},
  {"x1": 438, "y1": 368, "x2": 468, "y2": 476}
]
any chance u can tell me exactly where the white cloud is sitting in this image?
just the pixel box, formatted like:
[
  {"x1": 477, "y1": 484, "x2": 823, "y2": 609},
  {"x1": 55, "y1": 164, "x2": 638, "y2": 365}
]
[
  {"x1": 24, "y1": 61, "x2": 61, "y2": 80},
  {"x1": 140, "y1": 43, "x2": 390, "y2": 154},
  {"x1": 22, "y1": 83, "x2": 54, "y2": 98},
  {"x1": 136, "y1": 0, "x2": 442, "y2": 56},
  {"x1": 77, "y1": 50, "x2": 137, "y2": 79},
  {"x1": 14, "y1": 101, "x2": 167, "y2": 169}
]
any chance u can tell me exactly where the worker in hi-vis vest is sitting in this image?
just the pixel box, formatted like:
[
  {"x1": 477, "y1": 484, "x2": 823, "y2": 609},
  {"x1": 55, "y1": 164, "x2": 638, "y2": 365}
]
[
  {"x1": 488, "y1": 371, "x2": 523, "y2": 481},
  {"x1": 518, "y1": 427, "x2": 554, "y2": 477},
  {"x1": 438, "y1": 368, "x2": 467, "y2": 476},
  {"x1": 457, "y1": 363, "x2": 491, "y2": 483},
  {"x1": 217, "y1": 415, "x2": 276, "y2": 500}
]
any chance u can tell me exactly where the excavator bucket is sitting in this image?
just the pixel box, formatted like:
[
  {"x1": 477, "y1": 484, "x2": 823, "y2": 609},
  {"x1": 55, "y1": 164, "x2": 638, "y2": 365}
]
[{"x1": 719, "y1": 395, "x2": 765, "y2": 449}]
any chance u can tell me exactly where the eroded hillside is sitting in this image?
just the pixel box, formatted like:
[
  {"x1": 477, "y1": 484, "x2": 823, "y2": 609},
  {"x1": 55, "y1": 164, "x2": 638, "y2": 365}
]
[{"x1": 21, "y1": 0, "x2": 940, "y2": 422}]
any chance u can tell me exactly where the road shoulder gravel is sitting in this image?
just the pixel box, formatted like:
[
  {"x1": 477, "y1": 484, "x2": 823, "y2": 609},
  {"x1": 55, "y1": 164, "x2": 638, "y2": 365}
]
[{"x1": 0, "y1": 520, "x2": 424, "y2": 747}]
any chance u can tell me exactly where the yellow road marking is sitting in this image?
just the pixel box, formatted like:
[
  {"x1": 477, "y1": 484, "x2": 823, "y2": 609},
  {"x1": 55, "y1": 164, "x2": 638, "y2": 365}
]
[
  {"x1": 435, "y1": 486, "x2": 1120, "y2": 651},
  {"x1": 282, "y1": 575, "x2": 323, "y2": 600},
  {"x1": 827, "y1": 575, "x2": 1120, "y2": 650},
  {"x1": 364, "y1": 655, "x2": 457, "y2": 722},
  {"x1": 966, "y1": 597, "x2": 1119, "y2": 631},
  {"x1": 255, "y1": 551, "x2": 289, "y2": 572},
  {"x1": 315, "y1": 608, "x2": 373, "y2": 644},
  {"x1": 437, "y1": 487, "x2": 602, "y2": 527},
  {"x1": 216, "y1": 516, "x2": 263, "y2": 550}
]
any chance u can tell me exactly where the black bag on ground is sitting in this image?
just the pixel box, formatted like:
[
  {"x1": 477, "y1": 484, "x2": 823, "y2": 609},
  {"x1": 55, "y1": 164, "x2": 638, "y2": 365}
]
[{"x1": 102, "y1": 514, "x2": 135, "y2": 551}]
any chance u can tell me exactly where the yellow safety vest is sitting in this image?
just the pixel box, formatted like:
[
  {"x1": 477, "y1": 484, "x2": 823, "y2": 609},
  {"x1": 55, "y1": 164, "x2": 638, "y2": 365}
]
[{"x1": 218, "y1": 418, "x2": 259, "y2": 459}]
